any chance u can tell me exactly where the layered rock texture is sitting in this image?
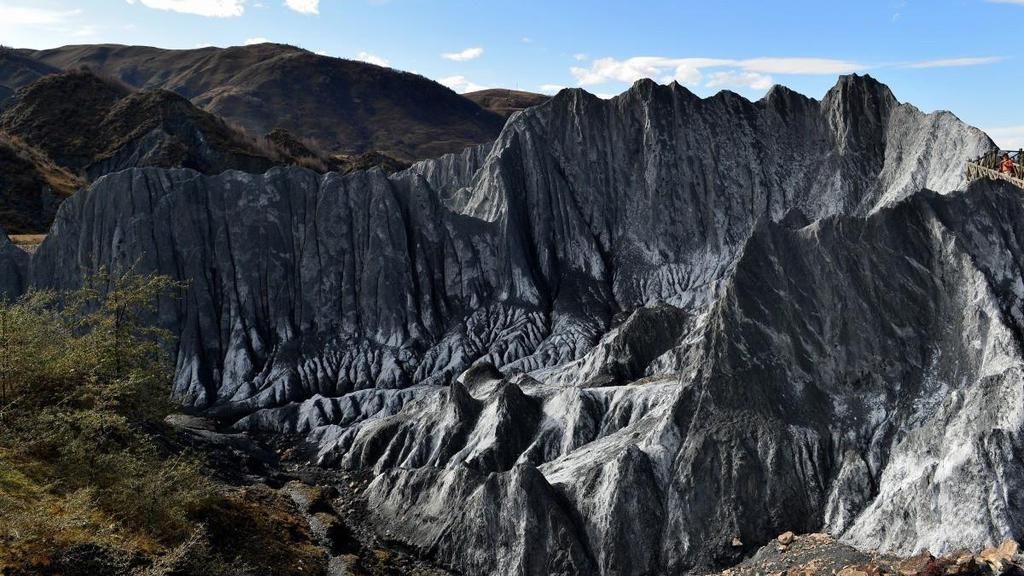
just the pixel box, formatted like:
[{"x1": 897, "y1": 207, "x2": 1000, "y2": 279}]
[{"x1": 12, "y1": 74, "x2": 1017, "y2": 575}]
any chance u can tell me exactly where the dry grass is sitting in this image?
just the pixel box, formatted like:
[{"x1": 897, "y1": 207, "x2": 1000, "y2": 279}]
[
  {"x1": 197, "y1": 484, "x2": 328, "y2": 576},
  {"x1": 0, "y1": 131, "x2": 81, "y2": 234},
  {"x1": 8, "y1": 234, "x2": 46, "y2": 254},
  {"x1": 9, "y1": 235, "x2": 46, "y2": 245},
  {"x1": 235, "y1": 122, "x2": 333, "y2": 172},
  {"x1": 0, "y1": 275, "x2": 336, "y2": 575},
  {"x1": 0, "y1": 132, "x2": 82, "y2": 196}
]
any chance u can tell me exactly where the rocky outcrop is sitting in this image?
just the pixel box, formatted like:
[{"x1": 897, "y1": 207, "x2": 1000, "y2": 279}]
[
  {"x1": 331, "y1": 180, "x2": 1024, "y2": 573},
  {"x1": 715, "y1": 533, "x2": 1024, "y2": 576},
  {"x1": 20, "y1": 75, "x2": 1012, "y2": 574},
  {"x1": 0, "y1": 230, "x2": 27, "y2": 299}
]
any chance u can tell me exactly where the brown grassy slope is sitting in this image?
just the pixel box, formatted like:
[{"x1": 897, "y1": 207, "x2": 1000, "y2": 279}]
[
  {"x1": 0, "y1": 132, "x2": 81, "y2": 234},
  {"x1": 464, "y1": 88, "x2": 550, "y2": 117},
  {"x1": 0, "y1": 70, "x2": 130, "y2": 169},
  {"x1": 0, "y1": 48, "x2": 60, "y2": 102},
  {"x1": 22, "y1": 43, "x2": 507, "y2": 161},
  {"x1": 0, "y1": 70, "x2": 290, "y2": 175},
  {"x1": 92, "y1": 89, "x2": 283, "y2": 175},
  {"x1": 0, "y1": 70, "x2": 329, "y2": 233}
]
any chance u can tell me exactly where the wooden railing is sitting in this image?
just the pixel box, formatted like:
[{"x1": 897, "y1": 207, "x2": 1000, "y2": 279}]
[{"x1": 967, "y1": 149, "x2": 1024, "y2": 188}]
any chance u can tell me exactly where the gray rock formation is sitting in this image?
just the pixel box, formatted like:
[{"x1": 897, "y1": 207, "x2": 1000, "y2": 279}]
[
  {"x1": 0, "y1": 230, "x2": 27, "y2": 299},
  {"x1": 16, "y1": 74, "x2": 1016, "y2": 574}
]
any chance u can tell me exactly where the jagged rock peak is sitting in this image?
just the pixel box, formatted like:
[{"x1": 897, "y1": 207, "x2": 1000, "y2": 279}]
[
  {"x1": 549, "y1": 73, "x2": 898, "y2": 111},
  {"x1": 826, "y1": 72, "x2": 898, "y2": 106}
]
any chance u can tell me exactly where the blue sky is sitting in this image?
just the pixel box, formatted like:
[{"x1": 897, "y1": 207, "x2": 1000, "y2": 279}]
[{"x1": 1, "y1": 0, "x2": 1023, "y2": 148}]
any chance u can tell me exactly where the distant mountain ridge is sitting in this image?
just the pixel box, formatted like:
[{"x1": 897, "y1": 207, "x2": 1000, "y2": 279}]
[
  {"x1": 0, "y1": 48, "x2": 59, "y2": 104},
  {"x1": 9, "y1": 43, "x2": 506, "y2": 161},
  {"x1": 0, "y1": 42, "x2": 509, "y2": 234},
  {"x1": 464, "y1": 89, "x2": 550, "y2": 117},
  {"x1": 0, "y1": 68, "x2": 308, "y2": 233}
]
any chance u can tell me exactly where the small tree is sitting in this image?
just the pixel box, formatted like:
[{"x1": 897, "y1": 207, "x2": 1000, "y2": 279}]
[
  {"x1": 0, "y1": 269, "x2": 208, "y2": 557},
  {"x1": 0, "y1": 290, "x2": 66, "y2": 408},
  {"x1": 61, "y1": 268, "x2": 183, "y2": 420}
]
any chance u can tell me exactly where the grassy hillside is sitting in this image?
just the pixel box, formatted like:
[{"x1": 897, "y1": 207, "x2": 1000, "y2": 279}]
[
  {"x1": 0, "y1": 132, "x2": 80, "y2": 235},
  {"x1": 0, "y1": 69, "x2": 343, "y2": 233},
  {"x1": 0, "y1": 70, "x2": 131, "y2": 169},
  {"x1": 20, "y1": 43, "x2": 506, "y2": 161},
  {"x1": 0, "y1": 49, "x2": 59, "y2": 105},
  {"x1": 464, "y1": 88, "x2": 550, "y2": 117},
  {"x1": 0, "y1": 69, "x2": 284, "y2": 174}
]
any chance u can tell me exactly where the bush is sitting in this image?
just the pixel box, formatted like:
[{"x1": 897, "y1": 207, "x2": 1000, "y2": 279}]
[
  {"x1": 0, "y1": 269, "x2": 333, "y2": 576},
  {"x1": 0, "y1": 270, "x2": 214, "y2": 570}
]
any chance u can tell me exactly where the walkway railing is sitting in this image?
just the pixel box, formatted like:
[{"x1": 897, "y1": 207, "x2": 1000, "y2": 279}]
[{"x1": 967, "y1": 150, "x2": 1024, "y2": 188}]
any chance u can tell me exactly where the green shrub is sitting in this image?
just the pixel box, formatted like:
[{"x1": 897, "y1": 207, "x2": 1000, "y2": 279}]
[
  {"x1": 0, "y1": 269, "x2": 214, "y2": 569},
  {"x1": 0, "y1": 269, "x2": 331, "y2": 575}
]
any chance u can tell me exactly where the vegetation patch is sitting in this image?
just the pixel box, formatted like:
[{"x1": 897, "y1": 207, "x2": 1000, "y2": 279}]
[{"x1": 0, "y1": 271, "x2": 328, "y2": 576}]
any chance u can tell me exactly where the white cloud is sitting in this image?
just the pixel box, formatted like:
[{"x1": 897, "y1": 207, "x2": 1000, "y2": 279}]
[
  {"x1": 244, "y1": 37, "x2": 269, "y2": 45},
  {"x1": 539, "y1": 84, "x2": 565, "y2": 94},
  {"x1": 355, "y1": 51, "x2": 390, "y2": 67},
  {"x1": 906, "y1": 57, "x2": 1004, "y2": 69},
  {"x1": 0, "y1": 4, "x2": 81, "y2": 25},
  {"x1": 705, "y1": 71, "x2": 775, "y2": 91},
  {"x1": 521, "y1": 37, "x2": 533, "y2": 44},
  {"x1": 985, "y1": 126, "x2": 1024, "y2": 150},
  {"x1": 284, "y1": 0, "x2": 318, "y2": 14},
  {"x1": 741, "y1": 58, "x2": 864, "y2": 75},
  {"x1": 0, "y1": 3, "x2": 100, "y2": 45},
  {"x1": 573, "y1": 53, "x2": 588, "y2": 62},
  {"x1": 440, "y1": 75, "x2": 488, "y2": 93},
  {"x1": 442, "y1": 47, "x2": 484, "y2": 62},
  {"x1": 571, "y1": 56, "x2": 864, "y2": 88},
  {"x1": 127, "y1": 0, "x2": 245, "y2": 17},
  {"x1": 569, "y1": 54, "x2": 1003, "y2": 94},
  {"x1": 892, "y1": 0, "x2": 907, "y2": 21},
  {"x1": 571, "y1": 57, "x2": 724, "y2": 87},
  {"x1": 72, "y1": 24, "x2": 99, "y2": 37}
]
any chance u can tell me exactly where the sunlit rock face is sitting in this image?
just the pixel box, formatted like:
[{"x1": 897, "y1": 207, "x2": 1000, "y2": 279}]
[{"x1": 23, "y1": 74, "x2": 1022, "y2": 574}]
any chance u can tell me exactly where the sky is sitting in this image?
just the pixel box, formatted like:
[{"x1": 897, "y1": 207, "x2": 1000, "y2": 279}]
[{"x1": 1, "y1": 0, "x2": 1023, "y2": 148}]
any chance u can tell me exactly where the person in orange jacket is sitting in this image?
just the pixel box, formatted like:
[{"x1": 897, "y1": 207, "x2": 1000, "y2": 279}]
[{"x1": 999, "y1": 153, "x2": 1015, "y2": 175}]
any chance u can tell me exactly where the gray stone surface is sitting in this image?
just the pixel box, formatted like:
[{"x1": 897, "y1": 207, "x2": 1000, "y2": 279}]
[
  {"x1": 0, "y1": 230, "x2": 27, "y2": 300},
  {"x1": 13, "y1": 74, "x2": 1018, "y2": 574}
]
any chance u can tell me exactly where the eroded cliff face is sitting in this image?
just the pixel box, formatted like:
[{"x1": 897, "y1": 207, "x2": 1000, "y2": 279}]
[
  {"x1": 0, "y1": 231, "x2": 27, "y2": 299},
  {"x1": 20, "y1": 74, "x2": 1015, "y2": 574}
]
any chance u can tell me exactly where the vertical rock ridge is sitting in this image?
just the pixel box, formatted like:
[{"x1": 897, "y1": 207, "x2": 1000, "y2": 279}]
[{"x1": 12, "y1": 76, "x2": 1014, "y2": 574}]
